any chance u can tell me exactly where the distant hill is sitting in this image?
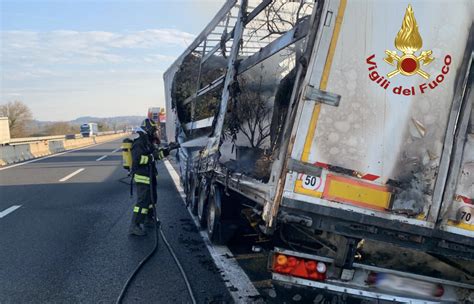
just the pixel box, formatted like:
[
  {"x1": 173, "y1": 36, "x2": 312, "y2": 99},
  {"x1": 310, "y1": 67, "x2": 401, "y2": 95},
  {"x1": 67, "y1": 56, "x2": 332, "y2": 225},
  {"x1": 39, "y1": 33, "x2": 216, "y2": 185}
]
[{"x1": 71, "y1": 116, "x2": 145, "y2": 127}]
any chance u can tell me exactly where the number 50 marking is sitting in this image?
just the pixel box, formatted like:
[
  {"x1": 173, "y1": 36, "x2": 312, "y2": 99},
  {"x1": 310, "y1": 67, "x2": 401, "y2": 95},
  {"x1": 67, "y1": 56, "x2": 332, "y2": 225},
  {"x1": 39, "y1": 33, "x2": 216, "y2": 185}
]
[{"x1": 301, "y1": 174, "x2": 322, "y2": 191}]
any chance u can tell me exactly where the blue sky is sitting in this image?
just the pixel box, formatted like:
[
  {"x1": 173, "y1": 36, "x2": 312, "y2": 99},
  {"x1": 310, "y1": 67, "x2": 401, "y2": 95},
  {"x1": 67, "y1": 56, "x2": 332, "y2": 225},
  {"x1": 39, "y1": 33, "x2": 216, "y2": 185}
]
[{"x1": 1, "y1": 0, "x2": 225, "y2": 121}]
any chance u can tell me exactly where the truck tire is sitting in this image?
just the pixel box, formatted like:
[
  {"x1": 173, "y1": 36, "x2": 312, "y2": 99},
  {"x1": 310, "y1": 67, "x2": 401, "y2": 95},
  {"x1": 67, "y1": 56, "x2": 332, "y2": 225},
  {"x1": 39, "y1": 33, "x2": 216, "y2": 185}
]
[
  {"x1": 185, "y1": 171, "x2": 193, "y2": 203},
  {"x1": 188, "y1": 174, "x2": 199, "y2": 215},
  {"x1": 197, "y1": 178, "x2": 209, "y2": 227},
  {"x1": 207, "y1": 183, "x2": 223, "y2": 244}
]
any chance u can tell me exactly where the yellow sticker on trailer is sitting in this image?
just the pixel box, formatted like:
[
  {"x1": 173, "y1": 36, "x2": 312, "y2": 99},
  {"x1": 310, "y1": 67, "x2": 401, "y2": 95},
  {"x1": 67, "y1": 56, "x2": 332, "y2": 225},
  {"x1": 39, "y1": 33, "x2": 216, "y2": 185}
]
[
  {"x1": 322, "y1": 174, "x2": 392, "y2": 211},
  {"x1": 447, "y1": 220, "x2": 474, "y2": 231}
]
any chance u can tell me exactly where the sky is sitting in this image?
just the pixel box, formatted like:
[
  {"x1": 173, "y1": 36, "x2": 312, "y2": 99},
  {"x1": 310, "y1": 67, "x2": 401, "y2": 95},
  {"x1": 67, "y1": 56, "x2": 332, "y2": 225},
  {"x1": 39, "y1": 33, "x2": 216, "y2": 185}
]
[{"x1": 0, "y1": 0, "x2": 225, "y2": 121}]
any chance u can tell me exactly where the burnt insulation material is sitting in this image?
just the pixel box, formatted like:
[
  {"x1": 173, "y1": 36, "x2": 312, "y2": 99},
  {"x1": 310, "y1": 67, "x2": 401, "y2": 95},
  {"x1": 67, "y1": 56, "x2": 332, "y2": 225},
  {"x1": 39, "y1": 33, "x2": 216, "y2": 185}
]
[
  {"x1": 222, "y1": 68, "x2": 296, "y2": 182},
  {"x1": 171, "y1": 53, "x2": 227, "y2": 125}
]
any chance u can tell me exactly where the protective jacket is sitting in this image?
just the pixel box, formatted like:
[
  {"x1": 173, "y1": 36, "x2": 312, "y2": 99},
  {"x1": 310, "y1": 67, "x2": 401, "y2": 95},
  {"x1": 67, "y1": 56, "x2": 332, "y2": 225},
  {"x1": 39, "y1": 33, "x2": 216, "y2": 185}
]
[{"x1": 131, "y1": 131, "x2": 164, "y2": 184}]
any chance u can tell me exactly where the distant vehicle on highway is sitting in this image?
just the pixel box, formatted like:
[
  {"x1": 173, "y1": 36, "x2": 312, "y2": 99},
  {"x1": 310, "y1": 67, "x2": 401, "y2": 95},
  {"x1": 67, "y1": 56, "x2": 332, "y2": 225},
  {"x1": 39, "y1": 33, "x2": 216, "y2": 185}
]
[
  {"x1": 147, "y1": 107, "x2": 167, "y2": 141},
  {"x1": 80, "y1": 123, "x2": 98, "y2": 137},
  {"x1": 147, "y1": 107, "x2": 161, "y2": 125}
]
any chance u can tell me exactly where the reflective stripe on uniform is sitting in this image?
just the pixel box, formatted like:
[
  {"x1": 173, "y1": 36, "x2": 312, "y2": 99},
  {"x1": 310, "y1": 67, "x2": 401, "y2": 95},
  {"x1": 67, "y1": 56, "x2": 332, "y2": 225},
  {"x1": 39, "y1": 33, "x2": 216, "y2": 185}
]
[
  {"x1": 141, "y1": 208, "x2": 149, "y2": 214},
  {"x1": 139, "y1": 155, "x2": 149, "y2": 165},
  {"x1": 133, "y1": 206, "x2": 140, "y2": 213},
  {"x1": 148, "y1": 204, "x2": 153, "y2": 209},
  {"x1": 134, "y1": 174, "x2": 150, "y2": 184},
  {"x1": 159, "y1": 150, "x2": 164, "y2": 160}
]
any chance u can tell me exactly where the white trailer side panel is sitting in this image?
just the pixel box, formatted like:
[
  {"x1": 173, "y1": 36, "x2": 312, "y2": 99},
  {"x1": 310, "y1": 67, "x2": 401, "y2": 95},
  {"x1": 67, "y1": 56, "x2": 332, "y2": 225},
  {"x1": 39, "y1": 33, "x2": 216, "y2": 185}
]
[
  {"x1": 288, "y1": 0, "x2": 473, "y2": 228},
  {"x1": 294, "y1": 0, "x2": 472, "y2": 181}
]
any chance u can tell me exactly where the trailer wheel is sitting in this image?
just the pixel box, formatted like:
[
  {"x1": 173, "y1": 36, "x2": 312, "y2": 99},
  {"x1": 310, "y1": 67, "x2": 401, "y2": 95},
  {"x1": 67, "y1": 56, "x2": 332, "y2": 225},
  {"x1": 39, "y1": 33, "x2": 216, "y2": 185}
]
[
  {"x1": 207, "y1": 183, "x2": 223, "y2": 244},
  {"x1": 187, "y1": 174, "x2": 199, "y2": 215},
  {"x1": 185, "y1": 172, "x2": 192, "y2": 204},
  {"x1": 197, "y1": 178, "x2": 209, "y2": 227}
]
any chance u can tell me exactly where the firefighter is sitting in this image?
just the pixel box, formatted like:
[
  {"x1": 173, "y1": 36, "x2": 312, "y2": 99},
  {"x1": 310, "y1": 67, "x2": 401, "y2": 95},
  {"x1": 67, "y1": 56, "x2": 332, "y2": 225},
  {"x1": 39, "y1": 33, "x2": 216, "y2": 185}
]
[{"x1": 129, "y1": 118, "x2": 168, "y2": 236}]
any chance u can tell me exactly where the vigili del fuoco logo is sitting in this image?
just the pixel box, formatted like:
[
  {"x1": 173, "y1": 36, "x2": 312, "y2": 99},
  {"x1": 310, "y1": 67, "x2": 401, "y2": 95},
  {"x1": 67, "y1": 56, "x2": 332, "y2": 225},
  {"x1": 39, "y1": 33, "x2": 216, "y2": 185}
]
[{"x1": 366, "y1": 4, "x2": 452, "y2": 96}]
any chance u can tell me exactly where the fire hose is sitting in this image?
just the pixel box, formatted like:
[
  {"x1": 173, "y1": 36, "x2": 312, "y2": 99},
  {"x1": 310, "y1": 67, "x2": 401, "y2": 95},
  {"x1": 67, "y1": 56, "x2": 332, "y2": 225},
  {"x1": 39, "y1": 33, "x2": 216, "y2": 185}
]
[{"x1": 116, "y1": 157, "x2": 196, "y2": 304}]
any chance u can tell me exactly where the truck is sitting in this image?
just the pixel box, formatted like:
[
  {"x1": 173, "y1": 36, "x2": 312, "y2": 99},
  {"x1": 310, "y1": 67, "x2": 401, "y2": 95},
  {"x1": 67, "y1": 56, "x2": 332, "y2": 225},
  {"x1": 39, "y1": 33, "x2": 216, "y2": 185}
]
[
  {"x1": 147, "y1": 107, "x2": 162, "y2": 124},
  {"x1": 164, "y1": 0, "x2": 474, "y2": 302},
  {"x1": 80, "y1": 123, "x2": 98, "y2": 137},
  {"x1": 148, "y1": 107, "x2": 167, "y2": 141}
]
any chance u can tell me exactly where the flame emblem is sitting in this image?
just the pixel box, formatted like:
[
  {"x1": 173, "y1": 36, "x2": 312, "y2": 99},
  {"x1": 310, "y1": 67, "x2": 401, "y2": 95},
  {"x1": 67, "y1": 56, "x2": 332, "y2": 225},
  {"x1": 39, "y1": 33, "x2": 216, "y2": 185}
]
[{"x1": 384, "y1": 4, "x2": 434, "y2": 79}]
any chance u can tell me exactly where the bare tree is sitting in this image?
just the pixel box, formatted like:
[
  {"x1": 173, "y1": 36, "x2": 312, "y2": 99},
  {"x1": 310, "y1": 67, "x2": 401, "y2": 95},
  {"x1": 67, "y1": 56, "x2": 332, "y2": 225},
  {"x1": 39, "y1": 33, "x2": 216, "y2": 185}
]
[
  {"x1": 228, "y1": 76, "x2": 271, "y2": 149},
  {"x1": 44, "y1": 122, "x2": 79, "y2": 135},
  {"x1": 0, "y1": 101, "x2": 33, "y2": 138},
  {"x1": 243, "y1": 0, "x2": 313, "y2": 45}
]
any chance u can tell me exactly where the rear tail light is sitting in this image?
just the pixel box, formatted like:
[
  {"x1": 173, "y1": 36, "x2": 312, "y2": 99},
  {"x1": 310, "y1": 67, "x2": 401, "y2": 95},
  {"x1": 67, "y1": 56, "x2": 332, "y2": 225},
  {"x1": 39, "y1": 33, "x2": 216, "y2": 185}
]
[
  {"x1": 367, "y1": 272, "x2": 444, "y2": 298},
  {"x1": 271, "y1": 253, "x2": 327, "y2": 281},
  {"x1": 316, "y1": 262, "x2": 327, "y2": 273}
]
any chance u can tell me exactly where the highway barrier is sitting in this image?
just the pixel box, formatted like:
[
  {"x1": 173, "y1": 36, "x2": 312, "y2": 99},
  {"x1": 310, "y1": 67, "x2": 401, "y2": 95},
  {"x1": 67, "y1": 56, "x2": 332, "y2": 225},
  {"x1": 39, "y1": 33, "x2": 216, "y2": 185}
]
[{"x1": 0, "y1": 132, "x2": 129, "y2": 166}]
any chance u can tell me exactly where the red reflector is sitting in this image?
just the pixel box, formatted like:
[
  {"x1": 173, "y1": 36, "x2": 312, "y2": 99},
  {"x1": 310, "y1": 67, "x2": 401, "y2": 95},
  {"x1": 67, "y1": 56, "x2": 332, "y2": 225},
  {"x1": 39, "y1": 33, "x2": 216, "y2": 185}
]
[
  {"x1": 305, "y1": 261, "x2": 316, "y2": 272},
  {"x1": 361, "y1": 173, "x2": 379, "y2": 181},
  {"x1": 272, "y1": 253, "x2": 326, "y2": 282},
  {"x1": 287, "y1": 257, "x2": 298, "y2": 267},
  {"x1": 314, "y1": 162, "x2": 330, "y2": 169},
  {"x1": 434, "y1": 284, "x2": 444, "y2": 297}
]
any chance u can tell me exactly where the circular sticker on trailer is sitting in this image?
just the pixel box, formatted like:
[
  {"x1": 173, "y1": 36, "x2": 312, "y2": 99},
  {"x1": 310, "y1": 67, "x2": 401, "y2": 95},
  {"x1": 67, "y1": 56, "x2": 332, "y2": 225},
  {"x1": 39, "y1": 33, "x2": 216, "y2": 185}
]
[
  {"x1": 457, "y1": 206, "x2": 473, "y2": 225},
  {"x1": 301, "y1": 174, "x2": 322, "y2": 191}
]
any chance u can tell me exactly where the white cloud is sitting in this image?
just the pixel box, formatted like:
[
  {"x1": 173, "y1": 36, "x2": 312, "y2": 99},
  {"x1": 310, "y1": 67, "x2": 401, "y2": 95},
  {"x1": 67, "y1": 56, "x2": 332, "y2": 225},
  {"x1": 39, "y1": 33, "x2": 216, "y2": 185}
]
[
  {"x1": 108, "y1": 29, "x2": 195, "y2": 48},
  {"x1": 1, "y1": 28, "x2": 194, "y2": 66},
  {"x1": 1, "y1": 28, "x2": 193, "y2": 120},
  {"x1": 143, "y1": 54, "x2": 177, "y2": 63}
]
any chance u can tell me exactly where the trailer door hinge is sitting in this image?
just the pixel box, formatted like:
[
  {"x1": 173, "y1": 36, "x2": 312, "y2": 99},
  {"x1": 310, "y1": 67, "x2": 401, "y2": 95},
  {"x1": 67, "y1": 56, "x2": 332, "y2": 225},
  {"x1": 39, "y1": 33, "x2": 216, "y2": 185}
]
[
  {"x1": 305, "y1": 86, "x2": 341, "y2": 107},
  {"x1": 324, "y1": 10, "x2": 333, "y2": 27}
]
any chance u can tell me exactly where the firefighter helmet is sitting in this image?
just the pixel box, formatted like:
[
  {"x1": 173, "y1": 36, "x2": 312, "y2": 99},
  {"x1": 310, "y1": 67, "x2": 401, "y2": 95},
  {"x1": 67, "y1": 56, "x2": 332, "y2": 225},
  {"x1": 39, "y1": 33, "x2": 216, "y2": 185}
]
[{"x1": 141, "y1": 118, "x2": 157, "y2": 136}]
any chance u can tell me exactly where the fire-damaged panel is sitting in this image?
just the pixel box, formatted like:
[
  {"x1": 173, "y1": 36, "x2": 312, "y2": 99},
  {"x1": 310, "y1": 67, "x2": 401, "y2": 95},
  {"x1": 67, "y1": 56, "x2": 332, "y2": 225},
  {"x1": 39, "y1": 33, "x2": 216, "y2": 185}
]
[
  {"x1": 219, "y1": 43, "x2": 303, "y2": 182},
  {"x1": 289, "y1": 1, "x2": 473, "y2": 219},
  {"x1": 164, "y1": 2, "x2": 474, "y2": 301}
]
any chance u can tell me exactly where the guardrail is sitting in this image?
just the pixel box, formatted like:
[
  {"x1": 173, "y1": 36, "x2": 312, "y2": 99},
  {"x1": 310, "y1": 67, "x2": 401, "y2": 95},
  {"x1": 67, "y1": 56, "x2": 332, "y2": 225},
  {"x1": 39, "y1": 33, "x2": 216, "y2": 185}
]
[
  {"x1": 8, "y1": 135, "x2": 70, "y2": 145},
  {"x1": 5, "y1": 131, "x2": 126, "y2": 145},
  {"x1": 0, "y1": 132, "x2": 130, "y2": 166}
]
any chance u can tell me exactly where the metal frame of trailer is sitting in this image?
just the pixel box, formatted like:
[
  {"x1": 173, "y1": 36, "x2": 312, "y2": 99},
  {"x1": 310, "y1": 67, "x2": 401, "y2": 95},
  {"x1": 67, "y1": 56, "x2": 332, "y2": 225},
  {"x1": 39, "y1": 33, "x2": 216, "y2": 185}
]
[
  {"x1": 164, "y1": 0, "x2": 474, "y2": 260},
  {"x1": 270, "y1": 247, "x2": 474, "y2": 303}
]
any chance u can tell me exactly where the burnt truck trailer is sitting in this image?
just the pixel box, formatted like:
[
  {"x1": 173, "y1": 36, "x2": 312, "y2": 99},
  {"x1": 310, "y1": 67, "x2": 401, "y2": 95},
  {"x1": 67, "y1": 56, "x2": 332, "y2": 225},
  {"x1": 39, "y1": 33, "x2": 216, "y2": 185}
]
[{"x1": 164, "y1": 0, "x2": 474, "y2": 302}]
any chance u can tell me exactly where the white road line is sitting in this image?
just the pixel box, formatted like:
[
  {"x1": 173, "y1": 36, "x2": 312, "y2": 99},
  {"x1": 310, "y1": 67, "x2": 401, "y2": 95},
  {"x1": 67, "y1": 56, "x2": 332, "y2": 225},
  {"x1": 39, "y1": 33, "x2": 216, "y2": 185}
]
[
  {"x1": 163, "y1": 160, "x2": 260, "y2": 303},
  {"x1": 96, "y1": 155, "x2": 108, "y2": 161},
  {"x1": 0, "y1": 137, "x2": 125, "y2": 171},
  {"x1": 59, "y1": 168, "x2": 85, "y2": 182},
  {"x1": 96, "y1": 147, "x2": 122, "y2": 161},
  {"x1": 0, "y1": 205, "x2": 22, "y2": 218}
]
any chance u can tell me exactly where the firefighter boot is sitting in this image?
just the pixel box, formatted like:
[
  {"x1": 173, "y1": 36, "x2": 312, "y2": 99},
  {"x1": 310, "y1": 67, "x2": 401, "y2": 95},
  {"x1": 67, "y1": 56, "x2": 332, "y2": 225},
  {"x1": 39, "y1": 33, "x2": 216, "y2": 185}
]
[
  {"x1": 144, "y1": 204, "x2": 156, "y2": 228},
  {"x1": 129, "y1": 213, "x2": 147, "y2": 236}
]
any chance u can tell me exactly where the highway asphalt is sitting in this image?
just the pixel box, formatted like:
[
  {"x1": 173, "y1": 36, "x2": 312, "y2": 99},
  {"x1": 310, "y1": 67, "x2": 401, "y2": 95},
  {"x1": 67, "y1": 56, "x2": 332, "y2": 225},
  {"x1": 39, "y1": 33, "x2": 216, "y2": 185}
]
[{"x1": 0, "y1": 138, "x2": 232, "y2": 303}]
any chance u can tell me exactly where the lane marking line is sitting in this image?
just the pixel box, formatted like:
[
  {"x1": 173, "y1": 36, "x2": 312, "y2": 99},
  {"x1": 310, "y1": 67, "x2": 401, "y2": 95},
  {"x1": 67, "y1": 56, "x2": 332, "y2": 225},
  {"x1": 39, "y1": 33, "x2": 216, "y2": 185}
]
[
  {"x1": 59, "y1": 168, "x2": 85, "y2": 182},
  {"x1": 96, "y1": 155, "x2": 108, "y2": 161},
  {"x1": 163, "y1": 160, "x2": 260, "y2": 303},
  {"x1": 0, "y1": 137, "x2": 126, "y2": 171},
  {"x1": 0, "y1": 205, "x2": 22, "y2": 218},
  {"x1": 96, "y1": 147, "x2": 122, "y2": 161}
]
